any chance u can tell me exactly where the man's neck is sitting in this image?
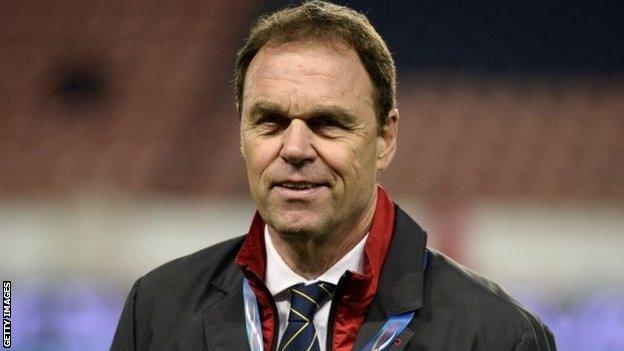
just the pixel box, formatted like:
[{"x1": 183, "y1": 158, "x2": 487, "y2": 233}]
[
  {"x1": 267, "y1": 199, "x2": 377, "y2": 280},
  {"x1": 268, "y1": 228, "x2": 368, "y2": 280}
]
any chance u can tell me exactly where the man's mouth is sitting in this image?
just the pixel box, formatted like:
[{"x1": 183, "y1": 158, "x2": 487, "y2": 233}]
[{"x1": 271, "y1": 181, "x2": 329, "y2": 190}]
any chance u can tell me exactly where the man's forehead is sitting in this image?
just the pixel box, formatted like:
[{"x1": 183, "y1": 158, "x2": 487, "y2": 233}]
[
  {"x1": 261, "y1": 37, "x2": 355, "y2": 56},
  {"x1": 243, "y1": 40, "x2": 375, "y2": 111},
  {"x1": 247, "y1": 40, "x2": 363, "y2": 79}
]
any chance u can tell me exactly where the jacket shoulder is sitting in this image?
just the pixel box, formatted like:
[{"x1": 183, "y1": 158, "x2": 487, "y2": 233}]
[
  {"x1": 424, "y1": 249, "x2": 555, "y2": 349},
  {"x1": 111, "y1": 235, "x2": 247, "y2": 350},
  {"x1": 137, "y1": 235, "x2": 245, "y2": 295}
]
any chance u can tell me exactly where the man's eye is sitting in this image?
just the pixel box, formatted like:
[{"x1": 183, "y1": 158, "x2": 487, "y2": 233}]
[
  {"x1": 256, "y1": 115, "x2": 289, "y2": 133},
  {"x1": 310, "y1": 117, "x2": 343, "y2": 129},
  {"x1": 308, "y1": 117, "x2": 349, "y2": 137},
  {"x1": 258, "y1": 116, "x2": 278, "y2": 124}
]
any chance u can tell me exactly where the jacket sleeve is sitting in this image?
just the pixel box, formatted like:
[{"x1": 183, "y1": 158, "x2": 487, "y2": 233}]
[
  {"x1": 110, "y1": 279, "x2": 141, "y2": 351},
  {"x1": 514, "y1": 325, "x2": 557, "y2": 351}
]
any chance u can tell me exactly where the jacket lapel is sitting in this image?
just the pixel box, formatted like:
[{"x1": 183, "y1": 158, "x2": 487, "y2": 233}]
[
  {"x1": 203, "y1": 263, "x2": 250, "y2": 351},
  {"x1": 354, "y1": 205, "x2": 428, "y2": 350},
  {"x1": 352, "y1": 295, "x2": 389, "y2": 350}
]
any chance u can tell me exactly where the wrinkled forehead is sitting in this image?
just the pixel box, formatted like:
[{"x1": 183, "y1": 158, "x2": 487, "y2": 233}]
[{"x1": 242, "y1": 40, "x2": 375, "y2": 116}]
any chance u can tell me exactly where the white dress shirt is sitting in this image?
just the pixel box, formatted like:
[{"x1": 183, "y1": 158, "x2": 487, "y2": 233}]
[{"x1": 264, "y1": 227, "x2": 367, "y2": 351}]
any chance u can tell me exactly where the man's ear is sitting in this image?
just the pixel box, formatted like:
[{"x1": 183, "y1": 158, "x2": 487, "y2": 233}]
[
  {"x1": 376, "y1": 108, "x2": 399, "y2": 172},
  {"x1": 240, "y1": 138, "x2": 246, "y2": 159},
  {"x1": 239, "y1": 118, "x2": 246, "y2": 160}
]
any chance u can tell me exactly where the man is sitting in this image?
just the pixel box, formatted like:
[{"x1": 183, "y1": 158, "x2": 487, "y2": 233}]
[{"x1": 111, "y1": 1, "x2": 556, "y2": 350}]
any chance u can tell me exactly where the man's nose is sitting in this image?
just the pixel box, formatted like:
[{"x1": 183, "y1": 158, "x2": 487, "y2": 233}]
[{"x1": 279, "y1": 119, "x2": 316, "y2": 166}]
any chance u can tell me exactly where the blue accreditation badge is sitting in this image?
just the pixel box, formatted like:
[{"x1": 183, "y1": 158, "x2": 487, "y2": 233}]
[
  {"x1": 243, "y1": 279, "x2": 264, "y2": 351},
  {"x1": 362, "y1": 311, "x2": 414, "y2": 351}
]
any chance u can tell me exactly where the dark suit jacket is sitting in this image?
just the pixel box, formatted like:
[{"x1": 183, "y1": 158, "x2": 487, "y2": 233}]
[{"x1": 111, "y1": 206, "x2": 556, "y2": 350}]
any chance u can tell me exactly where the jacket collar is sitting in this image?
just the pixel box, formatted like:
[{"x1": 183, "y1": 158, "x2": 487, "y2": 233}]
[
  {"x1": 203, "y1": 259, "x2": 248, "y2": 350},
  {"x1": 376, "y1": 205, "x2": 428, "y2": 315},
  {"x1": 352, "y1": 206, "x2": 428, "y2": 350}
]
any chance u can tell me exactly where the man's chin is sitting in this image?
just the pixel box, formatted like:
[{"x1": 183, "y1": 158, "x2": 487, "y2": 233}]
[
  {"x1": 266, "y1": 213, "x2": 328, "y2": 240},
  {"x1": 272, "y1": 223, "x2": 323, "y2": 237}
]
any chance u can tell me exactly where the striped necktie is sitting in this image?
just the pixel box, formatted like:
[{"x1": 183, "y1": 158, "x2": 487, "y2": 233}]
[{"x1": 278, "y1": 282, "x2": 336, "y2": 351}]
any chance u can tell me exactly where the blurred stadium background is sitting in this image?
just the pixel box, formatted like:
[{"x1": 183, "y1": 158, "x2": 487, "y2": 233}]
[{"x1": 1, "y1": 1, "x2": 623, "y2": 350}]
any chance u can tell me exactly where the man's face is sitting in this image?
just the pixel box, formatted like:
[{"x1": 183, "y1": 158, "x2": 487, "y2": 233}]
[{"x1": 240, "y1": 40, "x2": 397, "y2": 240}]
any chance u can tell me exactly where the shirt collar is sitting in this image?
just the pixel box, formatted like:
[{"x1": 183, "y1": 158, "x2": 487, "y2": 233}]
[{"x1": 264, "y1": 226, "x2": 368, "y2": 297}]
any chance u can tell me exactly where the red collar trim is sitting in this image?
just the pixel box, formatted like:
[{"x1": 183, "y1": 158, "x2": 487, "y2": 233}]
[
  {"x1": 234, "y1": 211, "x2": 267, "y2": 280},
  {"x1": 348, "y1": 185, "x2": 395, "y2": 300}
]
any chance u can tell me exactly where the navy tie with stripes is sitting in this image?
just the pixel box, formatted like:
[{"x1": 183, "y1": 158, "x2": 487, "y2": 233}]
[{"x1": 278, "y1": 282, "x2": 336, "y2": 351}]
